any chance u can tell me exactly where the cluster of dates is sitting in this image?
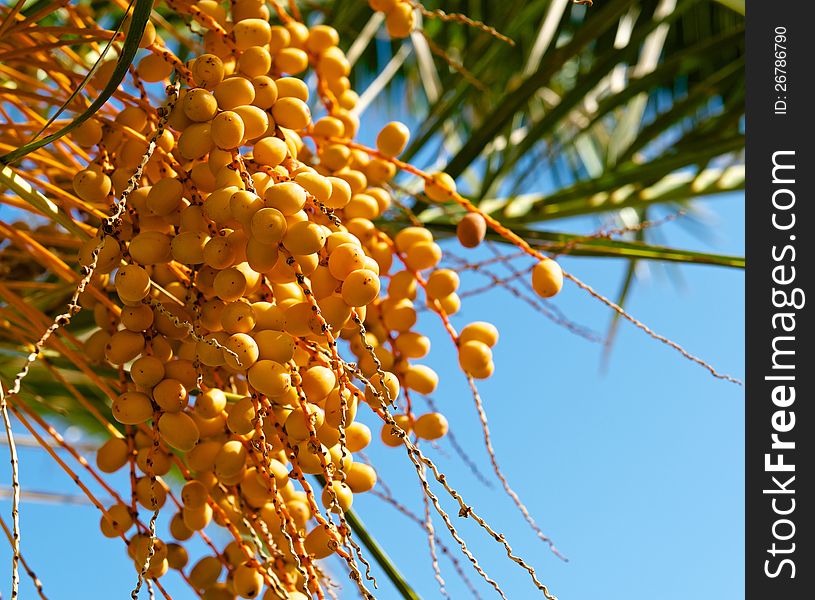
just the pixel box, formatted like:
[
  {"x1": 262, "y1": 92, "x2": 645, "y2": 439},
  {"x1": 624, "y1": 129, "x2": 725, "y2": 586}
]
[{"x1": 59, "y1": 1, "x2": 563, "y2": 597}]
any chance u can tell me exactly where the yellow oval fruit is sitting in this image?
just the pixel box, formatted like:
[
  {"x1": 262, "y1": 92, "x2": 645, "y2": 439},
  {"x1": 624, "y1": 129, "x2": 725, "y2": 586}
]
[
  {"x1": 177, "y1": 122, "x2": 214, "y2": 160},
  {"x1": 233, "y1": 18, "x2": 272, "y2": 51},
  {"x1": 321, "y1": 481, "x2": 353, "y2": 512},
  {"x1": 364, "y1": 371, "x2": 400, "y2": 406},
  {"x1": 458, "y1": 340, "x2": 494, "y2": 379},
  {"x1": 394, "y1": 226, "x2": 433, "y2": 253},
  {"x1": 186, "y1": 440, "x2": 221, "y2": 472},
  {"x1": 265, "y1": 23, "x2": 290, "y2": 53},
  {"x1": 435, "y1": 292, "x2": 461, "y2": 315},
  {"x1": 285, "y1": 21, "x2": 310, "y2": 49},
  {"x1": 171, "y1": 231, "x2": 208, "y2": 265},
  {"x1": 264, "y1": 182, "x2": 307, "y2": 215},
  {"x1": 190, "y1": 163, "x2": 217, "y2": 193},
  {"x1": 73, "y1": 119, "x2": 103, "y2": 147},
  {"x1": 424, "y1": 172, "x2": 456, "y2": 203},
  {"x1": 245, "y1": 237, "x2": 279, "y2": 273},
  {"x1": 233, "y1": 0, "x2": 269, "y2": 21},
  {"x1": 344, "y1": 422, "x2": 371, "y2": 453},
  {"x1": 404, "y1": 364, "x2": 438, "y2": 395},
  {"x1": 282, "y1": 221, "x2": 326, "y2": 255},
  {"x1": 253, "y1": 330, "x2": 294, "y2": 363},
  {"x1": 213, "y1": 267, "x2": 247, "y2": 301},
  {"x1": 346, "y1": 462, "x2": 377, "y2": 493},
  {"x1": 130, "y1": 355, "x2": 166, "y2": 388},
  {"x1": 364, "y1": 157, "x2": 396, "y2": 185},
  {"x1": 226, "y1": 396, "x2": 256, "y2": 435},
  {"x1": 284, "y1": 406, "x2": 324, "y2": 441},
  {"x1": 319, "y1": 144, "x2": 351, "y2": 171},
  {"x1": 376, "y1": 121, "x2": 410, "y2": 157},
  {"x1": 275, "y1": 76, "x2": 309, "y2": 101},
  {"x1": 195, "y1": 388, "x2": 227, "y2": 419},
  {"x1": 129, "y1": 231, "x2": 172, "y2": 265},
  {"x1": 115, "y1": 264, "x2": 151, "y2": 302},
  {"x1": 211, "y1": 110, "x2": 245, "y2": 150},
  {"x1": 252, "y1": 136, "x2": 288, "y2": 166},
  {"x1": 100, "y1": 503, "x2": 134, "y2": 538},
  {"x1": 158, "y1": 412, "x2": 200, "y2": 452},
  {"x1": 344, "y1": 192, "x2": 379, "y2": 220},
  {"x1": 85, "y1": 330, "x2": 110, "y2": 363},
  {"x1": 414, "y1": 412, "x2": 449, "y2": 440},
  {"x1": 224, "y1": 333, "x2": 259, "y2": 371},
  {"x1": 189, "y1": 556, "x2": 222, "y2": 590},
  {"x1": 136, "y1": 447, "x2": 171, "y2": 477},
  {"x1": 300, "y1": 366, "x2": 337, "y2": 402},
  {"x1": 316, "y1": 46, "x2": 350, "y2": 81},
  {"x1": 203, "y1": 236, "x2": 237, "y2": 269},
  {"x1": 304, "y1": 525, "x2": 341, "y2": 559},
  {"x1": 135, "y1": 477, "x2": 167, "y2": 510},
  {"x1": 234, "y1": 105, "x2": 269, "y2": 142},
  {"x1": 394, "y1": 332, "x2": 430, "y2": 358},
  {"x1": 325, "y1": 176, "x2": 352, "y2": 209},
  {"x1": 238, "y1": 45, "x2": 272, "y2": 78},
  {"x1": 153, "y1": 378, "x2": 188, "y2": 412},
  {"x1": 274, "y1": 47, "x2": 309, "y2": 75},
  {"x1": 341, "y1": 269, "x2": 380, "y2": 306},
  {"x1": 381, "y1": 298, "x2": 417, "y2": 332},
  {"x1": 214, "y1": 76, "x2": 256, "y2": 110},
  {"x1": 380, "y1": 414, "x2": 411, "y2": 447},
  {"x1": 307, "y1": 24, "x2": 340, "y2": 53},
  {"x1": 230, "y1": 189, "x2": 264, "y2": 228},
  {"x1": 459, "y1": 321, "x2": 499, "y2": 347},
  {"x1": 426, "y1": 269, "x2": 460, "y2": 299},
  {"x1": 221, "y1": 300, "x2": 256, "y2": 333},
  {"x1": 112, "y1": 391, "x2": 153, "y2": 425},
  {"x1": 166, "y1": 543, "x2": 189, "y2": 570},
  {"x1": 271, "y1": 97, "x2": 310, "y2": 130},
  {"x1": 73, "y1": 168, "x2": 111, "y2": 203},
  {"x1": 313, "y1": 116, "x2": 345, "y2": 138},
  {"x1": 137, "y1": 53, "x2": 173, "y2": 82},
  {"x1": 531, "y1": 259, "x2": 564, "y2": 298},
  {"x1": 96, "y1": 437, "x2": 130, "y2": 473},
  {"x1": 294, "y1": 171, "x2": 332, "y2": 204},
  {"x1": 78, "y1": 235, "x2": 120, "y2": 273},
  {"x1": 321, "y1": 387, "x2": 354, "y2": 428},
  {"x1": 233, "y1": 562, "x2": 264, "y2": 598},
  {"x1": 192, "y1": 54, "x2": 225, "y2": 88},
  {"x1": 181, "y1": 480, "x2": 209, "y2": 508},
  {"x1": 183, "y1": 88, "x2": 218, "y2": 122},
  {"x1": 251, "y1": 75, "x2": 278, "y2": 109},
  {"x1": 146, "y1": 178, "x2": 185, "y2": 216},
  {"x1": 214, "y1": 440, "x2": 248, "y2": 479},
  {"x1": 384, "y1": 2, "x2": 415, "y2": 37},
  {"x1": 404, "y1": 240, "x2": 442, "y2": 271},
  {"x1": 247, "y1": 360, "x2": 291, "y2": 397},
  {"x1": 250, "y1": 207, "x2": 287, "y2": 244},
  {"x1": 388, "y1": 270, "x2": 418, "y2": 300}
]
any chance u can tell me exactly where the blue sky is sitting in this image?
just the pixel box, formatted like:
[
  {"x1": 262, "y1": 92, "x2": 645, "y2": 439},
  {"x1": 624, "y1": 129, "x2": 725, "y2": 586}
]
[{"x1": 0, "y1": 191, "x2": 744, "y2": 599}]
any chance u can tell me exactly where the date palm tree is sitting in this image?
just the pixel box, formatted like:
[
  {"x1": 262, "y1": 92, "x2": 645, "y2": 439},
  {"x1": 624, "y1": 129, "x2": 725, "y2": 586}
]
[{"x1": 0, "y1": 0, "x2": 744, "y2": 598}]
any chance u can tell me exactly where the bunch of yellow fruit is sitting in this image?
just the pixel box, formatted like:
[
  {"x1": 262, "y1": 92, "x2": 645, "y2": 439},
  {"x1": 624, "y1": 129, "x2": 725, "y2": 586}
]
[{"x1": 3, "y1": 1, "x2": 564, "y2": 598}]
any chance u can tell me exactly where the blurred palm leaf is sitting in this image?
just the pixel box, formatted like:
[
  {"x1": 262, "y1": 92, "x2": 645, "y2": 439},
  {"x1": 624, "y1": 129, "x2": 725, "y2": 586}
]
[{"x1": 321, "y1": 0, "x2": 744, "y2": 269}]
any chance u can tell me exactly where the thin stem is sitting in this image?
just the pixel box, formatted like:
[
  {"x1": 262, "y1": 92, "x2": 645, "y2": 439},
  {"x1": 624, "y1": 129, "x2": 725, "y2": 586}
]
[{"x1": 0, "y1": 383, "x2": 20, "y2": 599}]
